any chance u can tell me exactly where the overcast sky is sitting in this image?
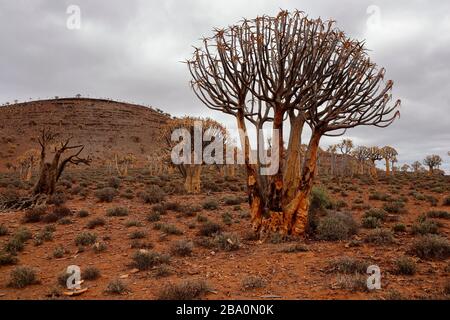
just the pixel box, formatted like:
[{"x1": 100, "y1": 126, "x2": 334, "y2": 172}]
[{"x1": 0, "y1": 0, "x2": 449, "y2": 172}]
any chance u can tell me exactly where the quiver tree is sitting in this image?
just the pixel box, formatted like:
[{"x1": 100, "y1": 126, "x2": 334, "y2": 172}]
[
  {"x1": 365, "y1": 147, "x2": 383, "y2": 179},
  {"x1": 16, "y1": 149, "x2": 40, "y2": 181},
  {"x1": 32, "y1": 129, "x2": 91, "y2": 195},
  {"x1": 401, "y1": 164, "x2": 410, "y2": 173},
  {"x1": 162, "y1": 117, "x2": 227, "y2": 194},
  {"x1": 187, "y1": 10, "x2": 400, "y2": 237},
  {"x1": 114, "y1": 152, "x2": 136, "y2": 177},
  {"x1": 351, "y1": 146, "x2": 369, "y2": 175},
  {"x1": 380, "y1": 146, "x2": 398, "y2": 176},
  {"x1": 423, "y1": 154, "x2": 442, "y2": 175},
  {"x1": 337, "y1": 139, "x2": 353, "y2": 176},
  {"x1": 411, "y1": 161, "x2": 422, "y2": 173},
  {"x1": 327, "y1": 145, "x2": 337, "y2": 176}
]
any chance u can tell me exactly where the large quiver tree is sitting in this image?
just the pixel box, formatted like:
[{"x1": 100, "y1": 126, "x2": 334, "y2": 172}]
[{"x1": 188, "y1": 10, "x2": 400, "y2": 237}]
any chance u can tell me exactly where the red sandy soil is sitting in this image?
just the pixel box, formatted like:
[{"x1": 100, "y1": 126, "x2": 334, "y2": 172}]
[{"x1": 0, "y1": 170, "x2": 449, "y2": 300}]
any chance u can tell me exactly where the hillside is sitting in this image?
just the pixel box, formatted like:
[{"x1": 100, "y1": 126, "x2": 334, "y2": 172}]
[{"x1": 0, "y1": 98, "x2": 169, "y2": 171}]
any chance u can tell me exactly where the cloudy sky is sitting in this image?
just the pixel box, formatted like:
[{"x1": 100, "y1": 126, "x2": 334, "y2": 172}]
[{"x1": 0, "y1": 0, "x2": 449, "y2": 172}]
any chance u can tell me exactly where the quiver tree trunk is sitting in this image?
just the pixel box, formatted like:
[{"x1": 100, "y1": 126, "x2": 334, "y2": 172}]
[
  {"x1": 385, "y1": 159, "x2": 390, "y2": 176},
  {"x1": 283, "y1": 115, "x2": 304, "y2": 203},
  {"x1": 251, "y1": 131, "x2": 322, "y2": 237},
  {"x1": 183, "y1": 165, "x2": 202, "y2": 194}
]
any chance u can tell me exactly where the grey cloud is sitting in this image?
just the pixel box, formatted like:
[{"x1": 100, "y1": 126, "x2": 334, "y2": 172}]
[{"x1": 0, "y1": 0, "x2": 449, "y2": 172}]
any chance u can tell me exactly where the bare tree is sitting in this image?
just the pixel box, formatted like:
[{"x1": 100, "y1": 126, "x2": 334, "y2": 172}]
[
  {"x1": 32, "y1": 128, "x2": 91, "y2": 195},
  {"x1": 423, "y1": 154, "x2": 442, "y2": 175},
  {"x1": 187, "y1": 10, "x2": 400, "y2": 237}
]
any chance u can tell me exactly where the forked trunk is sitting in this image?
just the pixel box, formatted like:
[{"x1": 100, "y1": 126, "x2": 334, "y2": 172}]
[
  {"x1": 283, "y1": 117, "x2": 304, "y2": 204},
  {"x1": 32, "y1": 163, "x2": 57, "y2": 195}
]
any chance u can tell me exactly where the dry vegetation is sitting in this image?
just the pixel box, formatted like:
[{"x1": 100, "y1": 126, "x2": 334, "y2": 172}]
[{"x1": 0, "y1": 165, "x2": 449, "y2": 300}]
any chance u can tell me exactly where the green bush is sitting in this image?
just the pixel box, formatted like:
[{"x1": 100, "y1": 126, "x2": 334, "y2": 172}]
[
  {"x1": 8, "y1": 267, "x2": 38, "y2": 288},
  {"x1": 317, "y1": 212, "x2": 358, "y2": 241},
  {"x1": 410, "y1": 235, "x2": 450, "y2": 260},
  {"x1": 158, "y1": 280, "x2": 209, "y2": 300},
  {"x1": 394, "y1": 257, "x2": 416, "y2": 275},
  {"x1": 95, "y1": 187, "x2": 117, "y2": 202},
  {"x1": 199, "y1": 222, "x2": 222, "y2": 237},
  {"x1": 75, "y1": 232, "x2": 97, "y2": 246},
  {"x1": 364, "y1": 229, "x2": 395, "y2": 245},
  {"x1": 131, "y1": 250, "x2": 170, "y2": 271},
  {"x1": 106, "y1": 207, "x2": 129, "y2": 217}
]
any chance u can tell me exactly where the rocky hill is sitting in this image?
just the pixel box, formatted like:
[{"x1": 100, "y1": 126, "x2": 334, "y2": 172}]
[{"x1": 0, "y1": 98, "x2": 169, "y2": 171}]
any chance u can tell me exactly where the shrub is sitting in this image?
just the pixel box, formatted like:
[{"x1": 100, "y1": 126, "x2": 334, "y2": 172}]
[
  {"x1": 158, "y1": 280, "x2": 209, "y2": 300},
  {"x1": 426, "y1": 210, "x2": 450, "y2": 219},
  {"x1": 202, "y1": 199, "x2": 219, "y2": 210},
  {"x1": 279, "y1": 243, "x2": 309, "y2": 253},
  {"x1": 42, "y1": 206, "x2": 72, "y2": 223},
  {"x1": 393, "y1": 223, "x2": 406, "y2": 233},
  {"x1": 154, "y1": 264, "x2": 172, "y2": 278},
  {"x1": 197, "y1": 214, "x2": 208, "y2": 223},
  {"x1": 369, "y1": 192, "x2": 390, "y2": 201},
  {"x1": 364, "y1": 208, "x2": 387, "y2": 221},
  {"x1": 199, "y1": 222, "x2": 222, "y2": 237},
  {"x1": 93, "y1": 242, "x2": 107, "y2": 253},
  {"x1": 317, "y1": 212, "x2": 358, "y2": 241},
  {"x1": 412, "y1": 220, "x2": 439, "y2": 235},
  {"x1": 242, "y1": 276, "x2": 266, "y2": 290},
  {"x1": 364, "y1": 229, "x2": 395, "y2": 245},
  {"x1": 8, "y1": 267, "x2": 38, "y2": 288},
  {"x1": 361, "y1": 216, "x2": 381, "y2": 229},
  {"x1": 443, "y1": 196, "x2": 450, "y2": 206},
  {"x1": 75, "y1": 232, "x2": 97, "y2": 246},
  {"x1": 108, "y1": 177, "x2": 121, "y2": 189},
  {"x1": 335, "y1": 274, "x2": 368, "y2": 292},
  {"x1": 222, "y1": 212, "x2": 233, "y2": 225},
  {"x1": 163, "y1": 201, "x2": 182, "y2": 212},
  {"x1": 147, "y1": 212, "x2": 161, "y2": 222},
  {"x1": 125, "y1": 220, "x2": 143, "y2": 227},
  {"x1": 106, "y1": 207, "x2": 128, "y2": 217},
  {"x1": 130, "y1": 240, "x2": 154, "y2": 250},
  {"x1": 152, "y1": 204, "x2": 167, "y2": 215},
  {"x1": 87, "y1": 217, "x2": 106, "y2": 229},
  {"x1": 329, "y1": 257, "x2": 369, "y2": 274},
  {"x1": 105, "y1": 279, "x2": 127, "y2": 295},
  {"x1": 0, "y1": 224, "x2": 9, "y2": 236},
  {"x1": 78, "y1": 210, "x2": 89, "y2": 218},
  {"x1": 95, "y1": 187, "x2": 117, "y2": 202},
  {"x1": 170, "y1": 240, "x2": 194, "y2": 256},
  {"x1": 48, "y1": 192, "x2": 67, "y2": 206},
  {"x1": 383, "y1": 201, "x2": 406, "y2": 214},
  {"x1": 129, "y1": 231, "x2": 146, "y2": 239},
  {"x1": 410, "y1": 235, "x2": 450, "y2": 260},
  {"x1": 215, "y1": 233, "x2": 240, "y2": 251},
  {"x1": 0, "y1": 251, "x2": 18, "y2": 266},
  {"x1": 223, "y1": 196, "x2": 243, "y2": 206},
  {"x1": 155, "y1": 223, "x2": 183, "y2": 235},
  {"x1": 22, "y1": 206, "x2": 47, "y2": 223},
  {"x1": 394, "y1": 257, "x2": 416, "y2": 275},
  {"x1": 131, "y1": 250, "x2": 170, "y2": 270},
  {"x1": 53, "y1": 246, "x2": 65, "y2": 258},
  {"x1": 138, "y1": 185, "x2": 166, "y2": 204},
  {"x1": 82, "y1": 266, "x2": 101, "y2": 280}
]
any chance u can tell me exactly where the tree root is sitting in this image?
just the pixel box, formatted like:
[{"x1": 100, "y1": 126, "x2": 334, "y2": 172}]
[{"x1": 0, "y1": 194, "x2": 48, "y2": 212}]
